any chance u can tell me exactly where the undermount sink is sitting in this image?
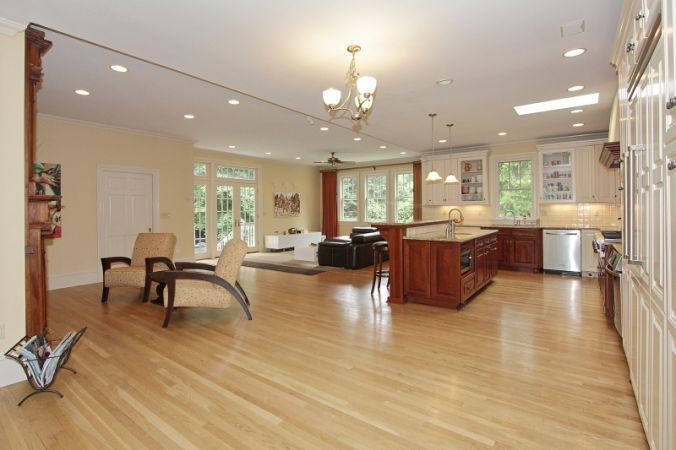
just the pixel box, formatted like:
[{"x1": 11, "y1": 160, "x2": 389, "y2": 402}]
[{"x1": 489, "y1": 223, "x2": 538, "y2": 228}]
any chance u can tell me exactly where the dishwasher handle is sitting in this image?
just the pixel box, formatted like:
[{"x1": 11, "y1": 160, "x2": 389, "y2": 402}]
[{"x1": 545, "y1": 232, "x2": 579, "y2": 236}]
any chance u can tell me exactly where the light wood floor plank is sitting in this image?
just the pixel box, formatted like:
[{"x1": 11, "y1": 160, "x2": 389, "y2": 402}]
[{"x1": 0, "y1": 268, "x2": 646, "y2": 449}]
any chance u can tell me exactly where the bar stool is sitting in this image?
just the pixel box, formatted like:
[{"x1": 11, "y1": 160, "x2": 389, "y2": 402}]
[{"x1": 371, "y1": 241, "x2": 390, "y2": 294}]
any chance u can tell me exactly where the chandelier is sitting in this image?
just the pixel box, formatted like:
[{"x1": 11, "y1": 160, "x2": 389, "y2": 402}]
[
  {"x1": 425, "y1": 113, "x2": 443, "y2": 182},
  {"x1": 322, "y1": 45, "x2": 377, "y2": 121},
  {"x1": 444, "y1": 123, "x2": 459, "y2": 184}
]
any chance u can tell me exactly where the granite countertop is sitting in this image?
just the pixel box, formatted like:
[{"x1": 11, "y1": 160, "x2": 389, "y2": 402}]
[{"x1": 403, "y1": 227, "x2": 498, "y2": 243}]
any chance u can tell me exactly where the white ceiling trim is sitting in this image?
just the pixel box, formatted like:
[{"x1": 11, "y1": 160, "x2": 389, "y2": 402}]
[{"x1": 0, "y1": 17, "x2": 26, "y2": 36}]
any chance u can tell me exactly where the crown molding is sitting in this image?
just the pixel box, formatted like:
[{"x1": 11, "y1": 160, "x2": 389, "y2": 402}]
[
  {"x1": 0, "y1": 17, "x2": 26, "y2": 36},
  {"x1": 37, "y1": 113, "x2": 194, "y2": 144}
]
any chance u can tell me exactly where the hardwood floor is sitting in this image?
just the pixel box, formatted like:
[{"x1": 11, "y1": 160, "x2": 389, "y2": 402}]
[{"x1": 0, "y1": 267, "x2": 646, "y2": 449}]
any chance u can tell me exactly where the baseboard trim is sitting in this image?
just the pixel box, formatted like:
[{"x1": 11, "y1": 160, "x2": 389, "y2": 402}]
[
  {"x1": 48, "y1": 271, "x2": 99, "y2": 290},
  {"x1": 0, "y1": 358, "x2": 25, "y2": 388}
]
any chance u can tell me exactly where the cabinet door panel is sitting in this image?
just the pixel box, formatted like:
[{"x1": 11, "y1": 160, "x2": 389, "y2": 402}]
[
  {"x1": 667, "y1": 329, "x2": 676, "y2": 450},
  {"x1": 430, "y1": 242, "x2": 458, "y2": 299},
  {"x1": 513, "y1": 238, "x2": 536, "y2": 266},
  {"x1": 404, "y1": 241, "x2": 430, "y2": 297},
  {"x1": 649, "y1": 309, "x2": 664, "y2": 450}
]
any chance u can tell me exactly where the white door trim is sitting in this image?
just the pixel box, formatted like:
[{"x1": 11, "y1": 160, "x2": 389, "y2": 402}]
[{"x1": 96, "y1": 165, "x2": 160, "y2": 281}]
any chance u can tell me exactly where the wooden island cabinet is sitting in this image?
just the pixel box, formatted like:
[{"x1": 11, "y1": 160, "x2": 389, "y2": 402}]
[{"x1": 403, "y1": 231, "x2": 498, "y2": 309}]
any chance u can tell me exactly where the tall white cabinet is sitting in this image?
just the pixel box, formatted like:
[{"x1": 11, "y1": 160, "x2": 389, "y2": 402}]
[{"x1": 613, "y1": 1, "x2": 674, "y2": 448}]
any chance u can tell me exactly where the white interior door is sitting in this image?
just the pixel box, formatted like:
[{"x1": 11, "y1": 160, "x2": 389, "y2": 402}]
[{"x1": 98, "y1": 167, "x2": 158, "y2": 279}]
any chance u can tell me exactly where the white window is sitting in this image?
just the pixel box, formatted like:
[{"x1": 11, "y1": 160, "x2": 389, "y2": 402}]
[
  {"x1": 495, "y1": 157, "x2": 535, "y2": 219},
  {"x1": 193, "y1": 184, "x2": 207, "y2": 254},
  {"x1": 394, "y1": 171, "x2": 414, "y2": 223},
  {"x1": 365, "y1": 173, "x2": 387, "y2": 222},
  {"x1": 339, "y1": 175, "x2": 358, "y2": 221}
]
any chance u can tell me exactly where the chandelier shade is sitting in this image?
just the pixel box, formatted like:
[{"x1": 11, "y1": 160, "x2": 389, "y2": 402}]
[{"x1": 322, "y1": 45, "x2": 376, "y2": 121}]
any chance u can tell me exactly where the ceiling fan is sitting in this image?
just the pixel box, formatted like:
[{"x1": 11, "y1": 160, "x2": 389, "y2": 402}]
[{"x1": 313, "y1": 152, "x2": 356, "y2": 167}]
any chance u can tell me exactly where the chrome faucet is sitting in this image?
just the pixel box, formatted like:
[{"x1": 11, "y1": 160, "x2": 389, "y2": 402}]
[
  {"x1": 445, "y1": 208, "x2": 465, "y2": 238},
  {"x1": 506, "y1": 209, "x2": 517, "y2": 225}
]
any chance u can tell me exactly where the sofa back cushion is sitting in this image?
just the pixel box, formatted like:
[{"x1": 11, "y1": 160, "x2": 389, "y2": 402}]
[{"x1": 350, "y1": 232, "x2": 384, "y2": 244}]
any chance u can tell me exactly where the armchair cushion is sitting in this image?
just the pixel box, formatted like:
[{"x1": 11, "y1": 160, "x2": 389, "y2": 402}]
[
  {"x1": 105, "y1": 266, "x2": 146, "y2": 288},
  {"x1": 174, "y1": 280, "x2": 230, "y2": 308}
]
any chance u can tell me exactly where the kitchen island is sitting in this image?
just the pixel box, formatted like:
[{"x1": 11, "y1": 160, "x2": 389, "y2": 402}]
[
  {"x1": 373, "y1": 220, "x2": 497, "y2": 307},
  {"x1": 404, "y1": 229, "x2": 498, "y2": 309}
]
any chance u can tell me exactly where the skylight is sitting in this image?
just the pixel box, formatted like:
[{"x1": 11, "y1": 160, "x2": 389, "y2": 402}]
[{"x1": 514, "y1": 93, "x2": 599, "y2": 116}]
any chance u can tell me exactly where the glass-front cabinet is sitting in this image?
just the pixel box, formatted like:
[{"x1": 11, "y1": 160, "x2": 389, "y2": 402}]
[
  {"x1": 458, "y1": 151, "x2": 489, "y2": 204},
  {"x1": 539, "y1": 149, "x2": 575, "y2": 203}
]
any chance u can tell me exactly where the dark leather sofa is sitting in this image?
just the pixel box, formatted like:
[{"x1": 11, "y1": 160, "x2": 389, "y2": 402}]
[{"x1": 318, "y1": 227, "x2": 388, "y2": 269}]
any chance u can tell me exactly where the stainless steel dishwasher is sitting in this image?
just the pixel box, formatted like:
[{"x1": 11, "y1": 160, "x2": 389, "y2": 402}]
[{"x1": 542, "y1": 229, "x2": 581, "y2": 274}]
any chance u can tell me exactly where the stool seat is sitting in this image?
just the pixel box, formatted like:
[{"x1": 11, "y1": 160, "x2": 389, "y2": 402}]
[{"x1": 371, "y1": 241, "x2": 390, "y2": 294}]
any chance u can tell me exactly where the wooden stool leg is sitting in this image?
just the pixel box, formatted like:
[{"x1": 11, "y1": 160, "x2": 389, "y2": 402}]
[{"x1": 371, "y1": 249, "x2": 379, "y2": 294}]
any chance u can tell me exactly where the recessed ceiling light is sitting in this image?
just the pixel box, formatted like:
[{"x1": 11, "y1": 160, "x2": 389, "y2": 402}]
[
  {"x1": 400, "y1": 151, "x2": 407, "y2": 155},
  {"x1": 498, "y1": 132, "x2": 507, "y2": 136},
  {"x1": 265, "y1": 152, "x2": 271, "y2": 155},
  {"x1": 438, "y1": 139, "x2": 447, "y2": 143},
  {"x1": 228, "y1": 145, "x2": 236, "y2": 149},
  {"x1": 228, "y1": 99, "x2": 240, "y2": 105},
  {"x1": 379, "y1": 145, "x2": 387, "y2": 149},
  {"x1": 110, "y1": 64, "x2": 128, "y2": 73},
  {"x1": 572, "y1": 123, "x2": 585, "y2": 127},
  {"x1": 514, "y1": 93, "x2": 599, "y2": 115},
  {"x1": 74, "y1": 89, "x2": 90, "y2": 96},
  {"x1": 353, "y1": 137, "x2": 362, "y2": 141},
  {"x1": 295, "y1": 156, "x2": 301, "y2": 160},
  {"x1": 568, "y1": 85, "x2": 584, "y2": 92},
  {"x1": 183, "y1": 114, "x2": 195, "y2": 119},
  {"x1": 563, "y1": 48, "x2": 586, "y2": 58},
  {"x1": 570, "y1": 109, "x2": 583, "y2": 114},
  {"x1": 436, "y1": 78, "x2": 453, "y2": 86},
  {"x1": 320, "y1": 127, "x2": 329, "y2": 131}
]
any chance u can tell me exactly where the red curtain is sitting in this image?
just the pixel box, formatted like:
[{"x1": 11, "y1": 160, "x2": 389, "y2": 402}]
[{"x1": 321, "y1": 171, "x2": 338, "y2": 238}]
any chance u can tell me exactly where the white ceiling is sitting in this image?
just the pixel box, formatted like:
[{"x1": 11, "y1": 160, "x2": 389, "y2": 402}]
[{"x1": 1, "y1": 0, "x2": 622, "y2": 165}]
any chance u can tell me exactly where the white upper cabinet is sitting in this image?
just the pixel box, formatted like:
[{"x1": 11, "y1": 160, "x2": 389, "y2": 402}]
[
  {"x1": 457, "y1": 151, "x2": 489, "y2": 205},
  {"x1": 421, "y1": 156, "x2": 460, "y2": 206},
  {"x1": 539, "y1": 148, "x2": 576, "y2": 203}
]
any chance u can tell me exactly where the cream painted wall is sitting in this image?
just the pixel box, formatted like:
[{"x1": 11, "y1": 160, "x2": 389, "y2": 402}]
[
  {"x1": 0, "y1": 31, "x2": 26, "y2": 385},
  {"x1": 36, "y1": 117, "x2": 195, "y2": 278},
  {"x1": 193, "y1": 149, "x2": 321, "y2": 241},
  {"x1": 35, "y1": 118, "x2": 322, "y2": 284}
]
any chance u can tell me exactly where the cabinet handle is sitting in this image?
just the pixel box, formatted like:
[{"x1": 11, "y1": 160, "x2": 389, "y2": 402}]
[
  {"x1": 635, "y1": 11, "x2": 645, "y2": 21},
  {"x1": 668, "y1": 160, "x2": 676, "y2": 171},
  {"x1": 667, "y1": 97, "x2": 676, "y2": 110}
]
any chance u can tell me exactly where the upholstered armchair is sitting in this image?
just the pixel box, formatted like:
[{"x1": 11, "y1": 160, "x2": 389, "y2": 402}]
[
  {"x1": 149, "y1": 238, "x2": 251, "y2": 328},
  {"x1": 100, "y1": 232, "x2": 177, "y2": 303}
]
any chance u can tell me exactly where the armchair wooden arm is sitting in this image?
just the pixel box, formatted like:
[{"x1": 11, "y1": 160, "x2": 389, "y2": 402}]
[
  {"x1": 144, "y1": 257, "x2": 177, "y2": 303},
  {"x1": 100, "y1": 257, "x2": 132, "y2": 303},
  {"x1": 175, "y1": 261, "x2": 216, "y2": 271},
  {"x1": 151, "y1": 270, "x2": 252, "y2": 327}
]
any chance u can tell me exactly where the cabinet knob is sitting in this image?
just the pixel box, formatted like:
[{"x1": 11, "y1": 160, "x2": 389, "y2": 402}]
[
  {"x1": 635, "y1": 11, "x2": 645, "y2": 21},
  {"x1": 667, "y1": 97, "x2": 676, "y2": 110}
]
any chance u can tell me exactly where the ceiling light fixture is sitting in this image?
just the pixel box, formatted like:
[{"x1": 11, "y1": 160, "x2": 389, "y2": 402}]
[
  {"x1": 444, "y1": 123, "x2": 459, "y2": 184},
  {"x1": 110, "y1": 64, "x2": 128, "y2": 73},
  {"x1": 570, "y1": 109, "x2": 583, "y2": 114},
  {"x1": 438, "y1": 139, "x2": 447, "y2": 143},
  {"x1": 322, "y1": 45, "x2": 377, "y2": 122},
  {"x1": 265, "y1": 152, "x2": 271, "y2": 155},
  {"x1": 572, "y1": 123, "x2": 585, "y2": 127},
  {"x1": 498, "y1": 131, "x2": 507, "y2": 136},
  {"x1": 400, "y1": 151, "x2": 407, "y2": 155},
  {"x1": 436, "y1": 78, "x2": 453, "y2": 86},
  {"x1": 183, "y1": 114, "x2": 195, "y2": 119},
  {"x1": 353, "y1": 137, "x2": 362, "y2": 141},
  {"x1": 228, "y1": 145, "x2": 236, "y2": 148},
  {"x1": 425, "y1": 113, "x2": 442, "y2": 182},
  {"x1": 379, "y1": 145, "x2": 387, "y2": 149},
  {"x1": 320, "y1": 127, "x2": 329, "y2": 131},
  {"x1": 74, "y1": 89, "x2": 90, "y2": 96},
  {"x1": 563, "y1": 48, "x2": 586, "y2": 58},
  {"x1": 228, "y1": 99, "x2": 240, "y2": 105},
  {"x1": 295, "y1": 156, "x2": 301, "y2": 160},
  {"x1": 568, "y1": 85, "x2": 584, "y2": 92},
  {"x1": 514, "y1": 92, "x2": 599, "y2": 115}
]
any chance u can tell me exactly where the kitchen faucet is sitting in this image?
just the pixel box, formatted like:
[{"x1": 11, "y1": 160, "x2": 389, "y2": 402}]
[
  {"x1": 505, "y1": 209, "x2": 517, "y2": 225},
  {"x1": 445, "y1": 208, "x2": 465, "y2": 238}
]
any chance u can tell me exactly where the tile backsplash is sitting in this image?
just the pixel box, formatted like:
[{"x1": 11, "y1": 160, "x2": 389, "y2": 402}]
[{"x1": 422, "y1": 203, "x2": 621, "y2": 230}]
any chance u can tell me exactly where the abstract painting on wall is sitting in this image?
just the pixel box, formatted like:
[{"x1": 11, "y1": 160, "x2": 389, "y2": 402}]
[{"x1": 274, "y1": 192, "x2": 300, "y2": 217}]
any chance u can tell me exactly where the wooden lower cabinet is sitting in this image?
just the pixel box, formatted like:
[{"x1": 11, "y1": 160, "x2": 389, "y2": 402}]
[
  {"x1": 483, "y1": 227, "x2": 542, "y2": 272},
  {"x1": 403, "y1": 233, "x2": 497, "y2": 309}
]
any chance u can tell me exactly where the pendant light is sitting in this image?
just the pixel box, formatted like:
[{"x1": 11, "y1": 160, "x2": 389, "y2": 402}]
[
  {"x1": 425, "y1": 113, "x2": 442, "y2": 182},
  {"x1": 444, "y1": 123, "x2": 459, "y2": 184}
]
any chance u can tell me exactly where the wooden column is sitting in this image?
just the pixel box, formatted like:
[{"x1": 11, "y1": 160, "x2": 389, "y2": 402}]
[{"x1": 24, "y1": 28, "x2": 53, "y2": 336}]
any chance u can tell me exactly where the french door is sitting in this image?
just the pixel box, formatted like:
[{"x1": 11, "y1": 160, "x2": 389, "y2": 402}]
[{"x1": 215, "y1": 183, "x2": 257, "y2": 253}]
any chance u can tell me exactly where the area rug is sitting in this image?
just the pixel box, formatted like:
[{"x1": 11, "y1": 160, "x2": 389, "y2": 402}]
[{"x1": 202, "y1": 250, "x2": 339, "y2": 276}]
